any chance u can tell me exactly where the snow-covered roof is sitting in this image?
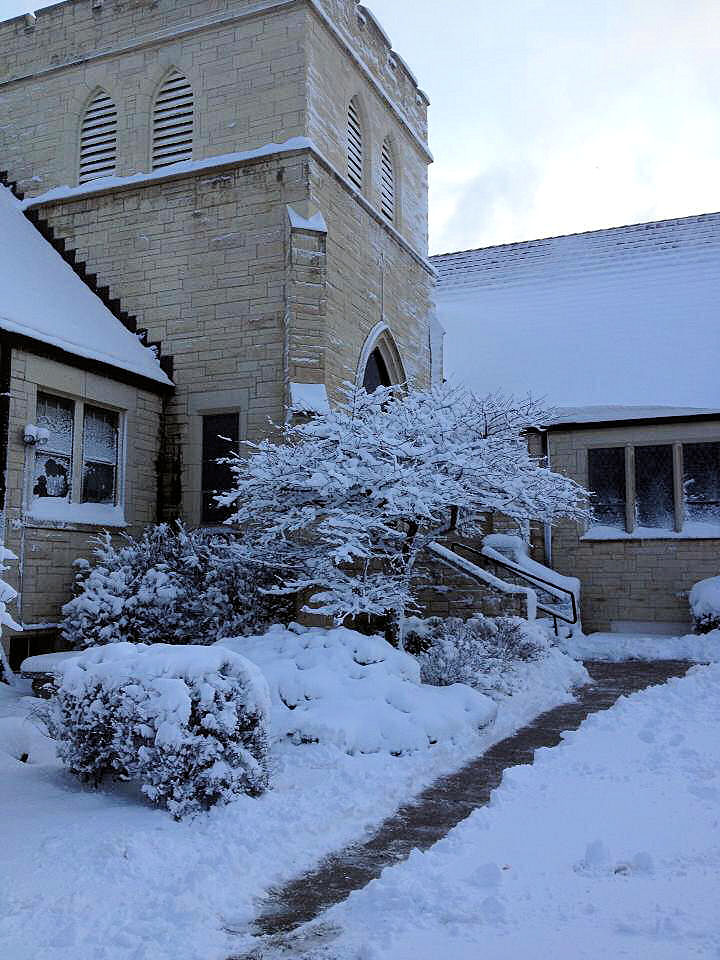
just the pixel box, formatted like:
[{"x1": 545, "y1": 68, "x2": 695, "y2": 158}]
[
  {"x1": 546, "y1": 405, "x2": 720, "y2": 427},
  {"x1": 432, "y1": 212, "x2": 720, "y2": 414},
  {"x1": 0, "y1": 186, "x2": 171, "y2": 387}
]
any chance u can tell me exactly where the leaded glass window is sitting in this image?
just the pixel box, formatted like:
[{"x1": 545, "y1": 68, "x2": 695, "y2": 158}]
[
  {"x1": 34, "y1": 394, "x2": 73, "y2": 499},
  {"x1": 587, "y1": 447, "x2": 626, "y2": 528},
  {"x1": 202, "y1": 413, "x2": 239, "y2": 523},
  {"x1": 635, "y1": 444, "x2": 674, "y2": 529},
  {"x1": 82, "y1": 406, "x2": 119, "y2": 504},
  {"x1": 684, "y1": 442, "x2": 720, "y2": 524}
]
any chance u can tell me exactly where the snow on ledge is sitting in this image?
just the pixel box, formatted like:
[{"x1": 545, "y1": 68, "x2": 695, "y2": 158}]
[
  {"x1": 21, "y1": 138, "x2": 315, "y2": 209},
  {"x1": 26, "y1": 498, "x2": 127, "y2": 529},
  {"x1": 289, "y1": 382, "x2": 330, "y2": 415},
  {"x1": 582, "y1": 522, "x2": 720, "y2": 542},
  {"x1": 287, "y1": 205, "x2": 327, "y2": 233}
]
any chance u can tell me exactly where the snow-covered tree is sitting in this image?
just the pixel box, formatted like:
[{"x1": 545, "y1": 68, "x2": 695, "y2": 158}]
[
  {"x1": 0, "y1": 548, "x2": 21, "y2": 683},
  {"x1": 218, "y1": 384, "x2": 590, "y2": 643}
]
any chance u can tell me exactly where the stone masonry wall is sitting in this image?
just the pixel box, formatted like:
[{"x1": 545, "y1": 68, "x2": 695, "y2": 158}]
[
  {"x1": 0, "y1": 1, "x2": 308, "y2": 197},
  {"x1": 548, "y1": 420, "x2": 720, "y2": 632},
  {"x1": 32, "y1": 152, "x2": 310, "y2": 523},
  {"x1": 2, "y1": 347, "x2": 162, "y2": 662},
  {"x1": 308, "y1": 153, "x2": 433, "y2": 394}
]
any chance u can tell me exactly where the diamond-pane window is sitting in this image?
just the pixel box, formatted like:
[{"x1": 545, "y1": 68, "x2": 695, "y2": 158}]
[
  {"x1": 684, "y1": 442, "x2": 720, "y2": 524},
  {"x1": 82, "y1": 406, "x2": 119, "y2": 504},
  {"x1": 34, "y1": 394, "x2": 74, "y2": 499},
  {"x1": 587, "y1": 447, "x2": 626, "y2": 528},
  {"x1": 635, "y1": 444, "x2": 675, "y2": 529}
]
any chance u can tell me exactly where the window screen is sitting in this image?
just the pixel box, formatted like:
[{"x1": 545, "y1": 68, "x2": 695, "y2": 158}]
[
  {"x1": 34, "y1": 394, "x2": 74, "y2": 499},
  {"x1": 152, "y1": 70, "x2": 194, "y2": 170},
  {"x1": 82, "y1": 406, "x2": 119, "y2": 504},
  {"x1": 202, "y1": 413, "x2": 239, "y2": 523},
  {"x1": 380, "y1": 139, "x2": 395, "y2": 222},
  {"x1": 635, "y1": 444, "x2": 675, "y2": 529},
  {"x1": 683, "y1": 442, "x2": 720, "y2": 524},
  {"x1": 587, "y1": 447, "x2": 626, "y2": 527},
  {"x1": 79, "y1": 91, "x2": 117, "y2": 184},
  {"x1": 347, "y1": 98, "x2": 364, "y2": 190}
]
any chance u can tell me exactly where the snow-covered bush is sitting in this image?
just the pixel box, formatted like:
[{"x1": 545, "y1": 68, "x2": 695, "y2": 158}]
[
  {"x1": 44, "y1": 643, "x2": 270, "y2": 818},
  {"x1": 408, "y1": 615, "x2": 551, "y2": 696},
  {"x1": 61, "y1": 524, "x2": 294, "y2": 650},
  {"x1": 220, "y1": 624, "x2": 498, "y2": 755},
  {"x1": 689, "y1": 576, "x2": 720, "y2": 633},
  {"x1": 0, "y1": 546, "x2": 21, "y2": 684},
  {"x1": 219, "y1": 384, "x2": 590, "y2": 643}
]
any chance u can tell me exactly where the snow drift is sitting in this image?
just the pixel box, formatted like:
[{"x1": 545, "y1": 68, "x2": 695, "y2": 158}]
[{"x1": 220, "y1": 625, "x2": 498, "y2": 755}]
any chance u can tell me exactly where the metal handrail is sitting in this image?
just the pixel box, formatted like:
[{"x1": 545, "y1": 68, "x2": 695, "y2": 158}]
[{"x1": 448, "y1": 542, "x2": 579, "y2": 635}]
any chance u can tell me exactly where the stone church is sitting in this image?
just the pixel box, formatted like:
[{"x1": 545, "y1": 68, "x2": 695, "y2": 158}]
[{"x1": 0, "y1": 0, "x2": 436, "y2": 666}]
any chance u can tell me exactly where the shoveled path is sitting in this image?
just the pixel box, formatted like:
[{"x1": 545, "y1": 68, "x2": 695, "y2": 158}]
[{"x1": 234, "y1": 659, "x2": 692, "y2": 955}]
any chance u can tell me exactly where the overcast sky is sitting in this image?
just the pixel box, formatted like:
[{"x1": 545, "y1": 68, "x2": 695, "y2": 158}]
[{"x1": 2, "y1": 0, "x2": 719, "y2": 253}]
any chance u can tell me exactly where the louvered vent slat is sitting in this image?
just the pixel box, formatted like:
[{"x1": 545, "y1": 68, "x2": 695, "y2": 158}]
[
  {"x1": 79, "y1": 92, "x2": 117, "y2": 184},
  {"x1": 152, "y1": 71, "x2": 194, "y2": 170},
  {"x1": 380, "y1": 140, "x2": 395, "y2": 223},
  {"x1": 347, "y1": 99, "x2": 364, "y2": 190}
]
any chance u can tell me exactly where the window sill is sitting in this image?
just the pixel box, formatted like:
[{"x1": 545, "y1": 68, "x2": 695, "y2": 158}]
[
  {"x1": 582, "y1": 522, "x2": 720, "y2": 542},
  {"x1": 25, "y1": 499, "x2": 128, "y2": 530}
]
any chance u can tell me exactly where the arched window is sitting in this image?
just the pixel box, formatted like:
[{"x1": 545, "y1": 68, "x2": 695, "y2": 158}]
[
  {"x1": 363, "y1": 348, "x2": 392, "y2": 393},
  {"x1": 152, "y1": 70, "x2": 194, "y2": 170},
  {"x1": 79, "y1": 90, "x2": 118, "y2": 184},
  {"x1": 380, "y1": 138, "x2": 395, "y2": 223},
  {"x1": 347, "y1": 97, "x2": 364, "y2": 190}
]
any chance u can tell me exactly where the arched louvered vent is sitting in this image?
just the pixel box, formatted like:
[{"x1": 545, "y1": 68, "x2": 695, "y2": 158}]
[
  {"x1": 152, "y1": 70, "x2": 194, "y2": 170},
  {"x1": 79, "y1": 91, "x2": 118, "y2": 184},
  {"x1": 347, "y1": 98, "x2": 364, "y2": 190},
  {"x1": 380, "y1": 139, "x2": 395, "y2": 222}
]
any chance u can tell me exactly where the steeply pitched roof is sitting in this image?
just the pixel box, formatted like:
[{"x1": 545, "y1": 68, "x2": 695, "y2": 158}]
[
  {"x1": 0, "y1": 186, "x2": 172, "y2": 388},
  {"x1": 432, "y1": 212, "x2": 720, "y2": 413}
]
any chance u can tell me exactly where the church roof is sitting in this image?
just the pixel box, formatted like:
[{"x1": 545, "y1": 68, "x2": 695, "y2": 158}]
[
  {"x1": 0, "y1": 186, "x2": 172, "y2": 388},
  {"x1": 431, "y1": 212, "x2": 720, "y2": 416}
]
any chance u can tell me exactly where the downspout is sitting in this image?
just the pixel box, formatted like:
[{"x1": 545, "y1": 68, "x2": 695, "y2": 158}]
[{"x1": 541, "y1": 428, "x2": 553, "y2": 569}]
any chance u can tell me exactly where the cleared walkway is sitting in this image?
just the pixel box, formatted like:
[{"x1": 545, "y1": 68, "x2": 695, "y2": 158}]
[{"x1": 235, "y1": 659, "x2": 691, "y2": 956}]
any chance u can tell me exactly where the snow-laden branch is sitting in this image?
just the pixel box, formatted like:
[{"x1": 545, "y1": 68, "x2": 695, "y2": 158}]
[{"x1": 218, "y1": 383, "x2": 590, "y2": 639}]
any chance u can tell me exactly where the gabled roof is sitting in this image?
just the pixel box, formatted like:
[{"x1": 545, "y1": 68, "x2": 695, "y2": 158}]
[
  {"x1": 432, "y1": 212, "x2": 720, "y2": 413},
  {"x1": 0, "y1": 186, "x2": 172, "y2": 388}
]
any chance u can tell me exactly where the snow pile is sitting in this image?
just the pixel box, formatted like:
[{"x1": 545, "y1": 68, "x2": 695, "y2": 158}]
[
  {"x1": 220, "y1": 625, "x2": 498, "y2": 755},
  {"x1": 689, "y1": 575, "x2": 720, "y2": 633},
  {"x1": 45, "y1": 643, "x2": 270, "y2": 818},
  {"x1": 562, "y1": 629, "x2": 720, "y2": 663},
  {"x1": 299, "y1": 662, "x2": 720, "y2": 959}
]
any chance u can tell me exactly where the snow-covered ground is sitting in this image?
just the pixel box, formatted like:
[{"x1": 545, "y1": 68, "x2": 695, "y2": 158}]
[
  {"x1": 0, "y1": 630, "x2": 586, "y2": 960},
  {"x1": 562, "y1": 628, "x2": 720, "y2": 663},
  {"x1": 296, "y1": 661, "x2": 720, "y2": 960}
]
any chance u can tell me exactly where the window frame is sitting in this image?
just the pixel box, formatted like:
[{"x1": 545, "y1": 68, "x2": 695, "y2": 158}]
[
  {"x1": 200, "y1": 410, "x2": 241, "y2": 525},
  {"x1": 29, "y1": 389, "x2": 126, "y2": 521},
  {"x1": 583, "y1": 439, "x2": 719, "y2": 537}
]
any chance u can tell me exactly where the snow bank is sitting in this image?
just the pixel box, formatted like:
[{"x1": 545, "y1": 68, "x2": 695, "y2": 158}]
[
  {"x1": 690, "y1": 575, "x2": 720, "y2": 632},
  {"x1": 562, "y1": 629, "x2": 720, "y2": 662},
  {"x1": 220, "y1": 625, "x2": 498, "y2": 755}
]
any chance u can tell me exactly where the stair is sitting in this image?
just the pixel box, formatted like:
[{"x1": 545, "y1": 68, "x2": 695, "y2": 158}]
[{"x1": 0, "y1": 168, "x2": 173, "y2": 384}]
